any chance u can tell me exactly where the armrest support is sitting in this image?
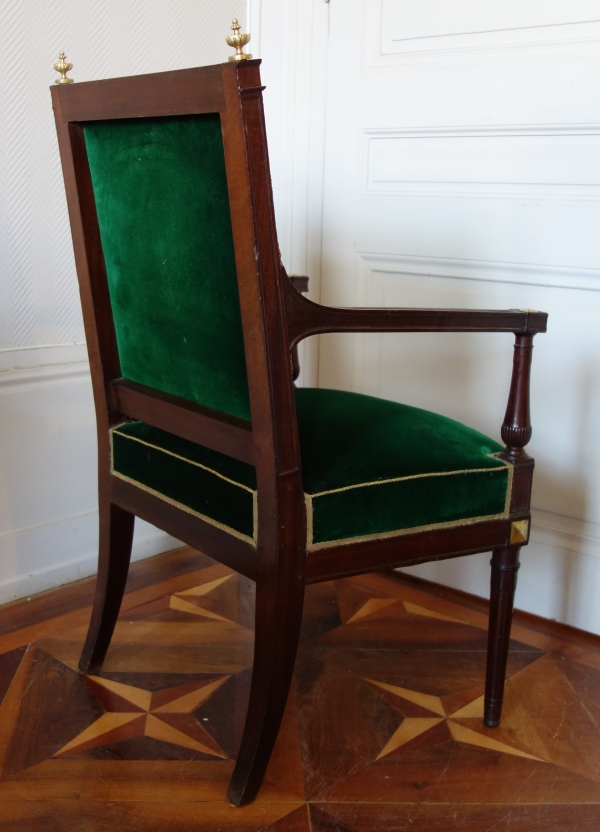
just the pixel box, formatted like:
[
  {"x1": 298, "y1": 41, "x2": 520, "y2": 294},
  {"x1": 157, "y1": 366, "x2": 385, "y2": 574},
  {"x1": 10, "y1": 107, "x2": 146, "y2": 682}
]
[
  {"x1": 282, "y1": 272, "x2": 545, "y2": 476},
  {"x1": 501, "y1": 334, "x2": 534, "y2": 461},
  {"x1": 288, "y1": 274, "x2": 310, "y2": 381},
  {"x1": 282, "y1": 277, "x2": 548, "y2": 348}
]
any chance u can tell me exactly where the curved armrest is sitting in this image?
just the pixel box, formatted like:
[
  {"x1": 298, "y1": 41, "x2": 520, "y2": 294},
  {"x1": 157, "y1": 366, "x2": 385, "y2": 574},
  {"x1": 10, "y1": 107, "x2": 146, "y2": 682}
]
[{"x1": 282, "y1": 277, "x2": 548, "y2": 349}]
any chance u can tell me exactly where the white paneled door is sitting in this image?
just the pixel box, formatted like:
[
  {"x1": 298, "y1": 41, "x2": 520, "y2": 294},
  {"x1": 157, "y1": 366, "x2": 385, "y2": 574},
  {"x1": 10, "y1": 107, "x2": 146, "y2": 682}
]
[{"x1": 317, "y1": 0, "x2": 600, "y2": 630}]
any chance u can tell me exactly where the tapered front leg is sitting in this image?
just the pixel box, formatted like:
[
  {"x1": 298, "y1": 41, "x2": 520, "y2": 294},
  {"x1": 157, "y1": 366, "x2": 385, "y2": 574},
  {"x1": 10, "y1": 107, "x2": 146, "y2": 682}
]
[
  {"x1": 79, "y1": 499, "x2": 135, "y2": 674},
  {"x1": 484, "y1": 545, "x2": 521, "y2": 727}
]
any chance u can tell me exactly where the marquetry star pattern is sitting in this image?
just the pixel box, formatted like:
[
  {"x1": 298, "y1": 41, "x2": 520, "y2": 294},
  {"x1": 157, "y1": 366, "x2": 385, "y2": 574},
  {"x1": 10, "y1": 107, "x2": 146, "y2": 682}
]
[
  {"x1": 54, "y1": 674, "x2": 230, "y2": 758},
  {"x1": 4, "y1": 561, "x2": 600, "y2": 823},
  {"x1": 365, "y1": 678, "x2": 546, "y2": 762},
  {"x1": 169, "y1": 573, "x2": 237, "y2": 621}
]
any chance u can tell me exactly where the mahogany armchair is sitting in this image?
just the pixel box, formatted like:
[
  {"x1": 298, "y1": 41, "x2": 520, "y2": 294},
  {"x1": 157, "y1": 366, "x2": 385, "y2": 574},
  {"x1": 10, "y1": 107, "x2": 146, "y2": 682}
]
[{"x1": 52, "y1": 58, "x2": 547, "y2": 806}]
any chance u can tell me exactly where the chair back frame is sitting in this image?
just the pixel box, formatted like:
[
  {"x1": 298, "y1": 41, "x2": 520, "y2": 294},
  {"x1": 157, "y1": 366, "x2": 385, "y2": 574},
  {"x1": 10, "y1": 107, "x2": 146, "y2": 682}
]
[
  {"x1": 52, "y1": 60, "x2": 306, "y2": 583},
  {"x1": 52, "y1": 57, "x2": 547, "y2": 805}
]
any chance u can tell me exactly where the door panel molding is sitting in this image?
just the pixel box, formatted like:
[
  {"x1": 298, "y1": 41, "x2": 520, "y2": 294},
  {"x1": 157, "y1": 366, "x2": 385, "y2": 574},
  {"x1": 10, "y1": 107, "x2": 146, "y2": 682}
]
[
  {"x1": 358, "y1": 252, "x2": 600, "y2": 294},
  {"x1": 366, "y1": 0, "x2": 600, "y2": 68},
  {"x1": 364, "y1": 125, "x2": 600, "y2": 201}
]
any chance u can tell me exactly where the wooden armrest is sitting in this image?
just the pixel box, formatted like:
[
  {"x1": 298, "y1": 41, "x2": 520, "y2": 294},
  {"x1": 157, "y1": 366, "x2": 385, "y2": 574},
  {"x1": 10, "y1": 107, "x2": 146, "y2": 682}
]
[
  {"x1": 282, "y1": 273, "x2": 546, "y2": 468},
  {"x1": 288, "y1": 274, "x2": 309, "y2": 294},
  {"x1": 283, "y1": 278, "x2": 547, "y2": 348}
]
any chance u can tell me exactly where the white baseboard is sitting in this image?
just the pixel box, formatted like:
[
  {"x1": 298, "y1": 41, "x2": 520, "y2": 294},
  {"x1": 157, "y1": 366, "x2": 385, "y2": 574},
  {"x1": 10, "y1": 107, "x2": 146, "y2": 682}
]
[
  {"x1": 0, "y1": 509, "x2": 180, "y2": 605},
  {"x1": 0, "y1": 345, "x2": 181, "y2": 606},
  {"x1": 398, "y1": 508, "x2": 600, "y2": 636}
]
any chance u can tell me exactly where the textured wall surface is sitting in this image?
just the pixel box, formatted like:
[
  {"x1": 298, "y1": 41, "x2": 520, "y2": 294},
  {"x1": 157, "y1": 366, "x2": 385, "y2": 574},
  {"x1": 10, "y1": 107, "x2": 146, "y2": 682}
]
[
  {"x1": 0, "y1": 1, "x2": 246, "y2": 603},
  {"x1": 0, "y1": 0, "x2": 245, "y2": 352}
]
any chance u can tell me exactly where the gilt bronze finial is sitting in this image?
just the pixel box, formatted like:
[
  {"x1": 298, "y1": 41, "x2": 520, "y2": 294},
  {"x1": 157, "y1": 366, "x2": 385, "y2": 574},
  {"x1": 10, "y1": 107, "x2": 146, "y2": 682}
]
[
  {"x1": 53, "y1": 51, "x2": 74, "y2": 84},
  {"x1": 226, "y1": 19, "x2": 252, "y2": 62}
]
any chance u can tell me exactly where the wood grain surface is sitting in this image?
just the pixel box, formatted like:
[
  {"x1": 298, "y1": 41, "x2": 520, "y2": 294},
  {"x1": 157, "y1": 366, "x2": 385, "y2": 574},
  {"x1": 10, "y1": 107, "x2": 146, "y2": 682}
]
[{"x1": 0, "y1": 546, "x2": 598, "y2": 830}]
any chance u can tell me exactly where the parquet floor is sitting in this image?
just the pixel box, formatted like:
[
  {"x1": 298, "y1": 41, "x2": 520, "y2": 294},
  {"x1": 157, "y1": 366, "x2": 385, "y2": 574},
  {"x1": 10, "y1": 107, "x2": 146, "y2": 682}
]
[{"x1": 0, "y1": 547, "x2": 599, "y2": 830}]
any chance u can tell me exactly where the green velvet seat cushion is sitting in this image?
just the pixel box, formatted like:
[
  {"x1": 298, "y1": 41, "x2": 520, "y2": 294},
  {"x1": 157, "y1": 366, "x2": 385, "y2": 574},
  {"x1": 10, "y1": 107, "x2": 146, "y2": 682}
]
[
  {"x1": 110, "y1": 388, "x2": 510, "y2": 550},
  {"x1": 84, "y1": 114, "x2": 251, "y2": 421},
  {"x1": 295, "y1": 388, "x2": 510, "y2": 547},
  {"x1": 111, "y1": 421, "x2": 257, "y2": 544}
]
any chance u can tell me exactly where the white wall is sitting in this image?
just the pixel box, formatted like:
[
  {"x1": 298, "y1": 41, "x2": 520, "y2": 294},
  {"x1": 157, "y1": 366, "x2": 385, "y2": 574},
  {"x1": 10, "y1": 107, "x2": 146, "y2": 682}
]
[
  {"x1": 3, "y1": 0, "x2": 599, "y2": 639},
  {"x1": 249, "y1": 0, "x2": 329, "y2": 387},
  {"x1": 0, "y1": 0, "x2": 245, "y2": 603},
  {"x1": 255, "y1": 0, "x2": 600, "y2": 635}
]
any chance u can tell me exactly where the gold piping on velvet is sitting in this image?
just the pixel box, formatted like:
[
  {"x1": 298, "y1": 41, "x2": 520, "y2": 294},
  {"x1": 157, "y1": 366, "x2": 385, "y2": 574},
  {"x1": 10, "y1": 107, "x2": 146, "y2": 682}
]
[
  {"x1": 309, "y1": 461, "x2": 510, "y2": 498},
  {"x1": 109, "y1": 430, "x2": 257, "y2": 546},
  {"x1": 501, "y1": 456, "x2": 514, "y2": 515},
  {"x1": 111, "y1": 429, "x2": 255, "y2": 492},
  {"x1": 304, "y1": 457, "x2": 514, "y2": 550},
  {"x1": 306, "y1": 509, "x2": 511, "y2": 551},
  {"x1": 306, "y1": 493, "x2": 314, "y2": 550},
  {"x1": 109, "y1": 429, "x2": 513, "y2": 554},
  {"x1": 111, "y1": 470, "x2": 257, "y2": 547}
]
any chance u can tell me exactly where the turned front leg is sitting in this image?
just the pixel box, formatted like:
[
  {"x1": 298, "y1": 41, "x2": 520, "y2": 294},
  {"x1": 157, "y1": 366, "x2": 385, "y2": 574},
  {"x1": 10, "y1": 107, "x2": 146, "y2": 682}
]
[
  {"x1": 484, "y1": 546, "x2": 521, "y2": 727},
  {"x1": 485, "y1": 330, "x2": 536, "y2": 727}
]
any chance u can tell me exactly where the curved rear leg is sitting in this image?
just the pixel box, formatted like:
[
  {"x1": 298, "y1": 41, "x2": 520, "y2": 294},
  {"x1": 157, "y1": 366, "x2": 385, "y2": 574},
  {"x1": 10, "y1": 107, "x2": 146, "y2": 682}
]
[
  {"x1": 79, "y1": 499, "x2": 135, "y2": 674},
  {"x1": 227, "y1": 572, "x2": 305, "y2": 806}
]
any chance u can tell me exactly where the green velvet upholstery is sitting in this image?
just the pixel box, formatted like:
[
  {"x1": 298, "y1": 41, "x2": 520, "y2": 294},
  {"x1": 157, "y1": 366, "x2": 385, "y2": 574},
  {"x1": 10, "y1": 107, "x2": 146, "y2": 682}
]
[
  {"x1": 295, "y1": 388, "x2": 510, "y2": 546},
  {"x1": 84, "y1": 114, "x2": 251, "y2": 421},
  {"x1": 110, "y1": 389, "x2": 510, "y2": 550},
  {"x1": 111, "y1": 421, "x2": 256, "y2": 544}
]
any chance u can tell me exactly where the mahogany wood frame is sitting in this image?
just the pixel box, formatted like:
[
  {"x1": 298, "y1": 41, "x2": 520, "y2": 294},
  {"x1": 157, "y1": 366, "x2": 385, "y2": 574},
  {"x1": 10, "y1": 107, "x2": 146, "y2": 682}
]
[{"x1": 52, "y1": 60, "x2": 547, "y2": 806}]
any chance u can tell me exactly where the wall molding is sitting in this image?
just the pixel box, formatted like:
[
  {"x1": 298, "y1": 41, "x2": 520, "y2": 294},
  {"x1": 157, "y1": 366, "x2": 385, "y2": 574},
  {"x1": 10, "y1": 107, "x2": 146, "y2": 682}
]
[
  {"x1": 0, "y1": 337, "x2": 178, "y2": 607},
  {"x1": 0, "y1": 342, "x2": 87, "y2": 368},
  {"x1": 531, "y1": 508, "x2": 600, "y2": 562},
  {"x1": 0, "y1": 361, "x2": 90, "y2": 394},
  {"x1": 364, "y1": 124, "x2": 600, "y2": 138},
  {"x1": 400, "y1": 508, "x2": 600, "y2": 635},
  {"x1": 365, "y1": 0, "x2": 600, "y2": 69},
  {"x1": 359, "y1": 251, "x2": 600, "y2": 293},
  {"x1": 363, "y1": 125, "x2": 600, "y2": 202}
]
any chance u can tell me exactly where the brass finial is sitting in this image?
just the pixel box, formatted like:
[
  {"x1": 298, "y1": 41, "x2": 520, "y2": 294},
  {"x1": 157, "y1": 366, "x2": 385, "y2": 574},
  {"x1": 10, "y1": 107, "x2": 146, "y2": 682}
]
[
  {"x1": 226, "y1": 19, "x2": 252, "y2": 62},
  {"x1": 53, "y1": 51, "x2": 73, "y2": 84}
]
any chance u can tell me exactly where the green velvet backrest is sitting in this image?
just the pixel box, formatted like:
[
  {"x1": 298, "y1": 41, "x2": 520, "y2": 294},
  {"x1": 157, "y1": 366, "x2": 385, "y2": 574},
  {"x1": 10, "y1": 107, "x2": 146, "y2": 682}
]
[{"x1": 83, "y1": 114, "x2": 251, "y2": 421}]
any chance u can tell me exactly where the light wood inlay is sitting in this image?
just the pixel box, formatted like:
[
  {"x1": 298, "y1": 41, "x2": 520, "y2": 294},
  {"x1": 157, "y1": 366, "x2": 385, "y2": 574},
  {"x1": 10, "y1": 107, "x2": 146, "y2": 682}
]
[
  {"x1": 376, "y1": 718, "x2": 443, "y2": 759},
  {"x1": 403, "y1": 600, "x2": 466, "y2": 624},
  {"x1": 2, "y1": 550, "x2": 599, "y2": 825},
  {"x1": 153, "y1": 676, "x2": 230, "y2": 713},
  {"x1": 144, "y1": 715, "x2": 227, "y2": 758},
  {"x1": 169, "y1": 595, "x2": 232, "y2": 622},
  {"x1": 366, "y1": 679, "x2": 446, "y2": 716},
  {"x1": 54, "y1": 713, "x2": 143, "y2": 756},
  {"x1": 448, "y1": 720, "x2": 545, "y2": 761},
  {"x1": 178, "y1": 574, "x2": 234, "y2": 596},
  {"x1": 347, "y1": 598, "x2": 398, "y2": 622},
  {"x1": 88, "y1": 675, "x2": 152, "y2": 710},
  {"x1": 449, "y1": 694, "x2": 485, "y2": 718}
]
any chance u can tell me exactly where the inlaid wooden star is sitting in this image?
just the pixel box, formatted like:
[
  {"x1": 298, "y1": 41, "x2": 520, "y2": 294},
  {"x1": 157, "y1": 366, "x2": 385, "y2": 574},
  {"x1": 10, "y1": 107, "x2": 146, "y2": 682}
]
[
  {"x1": 170, "y1": 574, "x2": 236, "y2": 621},
  {"x1": 54, "y1": 675, "x2": 230, "y2": 758},
  {"x1": 365, "y1": 678, "x2": 546, "y2": 762}
]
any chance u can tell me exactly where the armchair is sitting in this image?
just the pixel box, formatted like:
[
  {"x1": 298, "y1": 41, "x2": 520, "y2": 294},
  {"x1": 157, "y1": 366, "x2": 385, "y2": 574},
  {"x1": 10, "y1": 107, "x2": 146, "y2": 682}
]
[{"x1": 52, "y1": 57, "x2": 547, "y2": 806}]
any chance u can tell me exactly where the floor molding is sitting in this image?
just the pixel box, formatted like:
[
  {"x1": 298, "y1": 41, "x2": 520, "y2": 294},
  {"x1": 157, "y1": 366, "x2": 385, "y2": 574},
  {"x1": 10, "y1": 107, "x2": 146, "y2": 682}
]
[
  {"x1": 389, "y1": 568, "x2": 600, "y2": 650},
  {"x1": 2, "y1": 543, "x2": 598, "y2": 646},
  {"x1": 0, "y1": 513, "x2": 180, "y2": 606}
]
